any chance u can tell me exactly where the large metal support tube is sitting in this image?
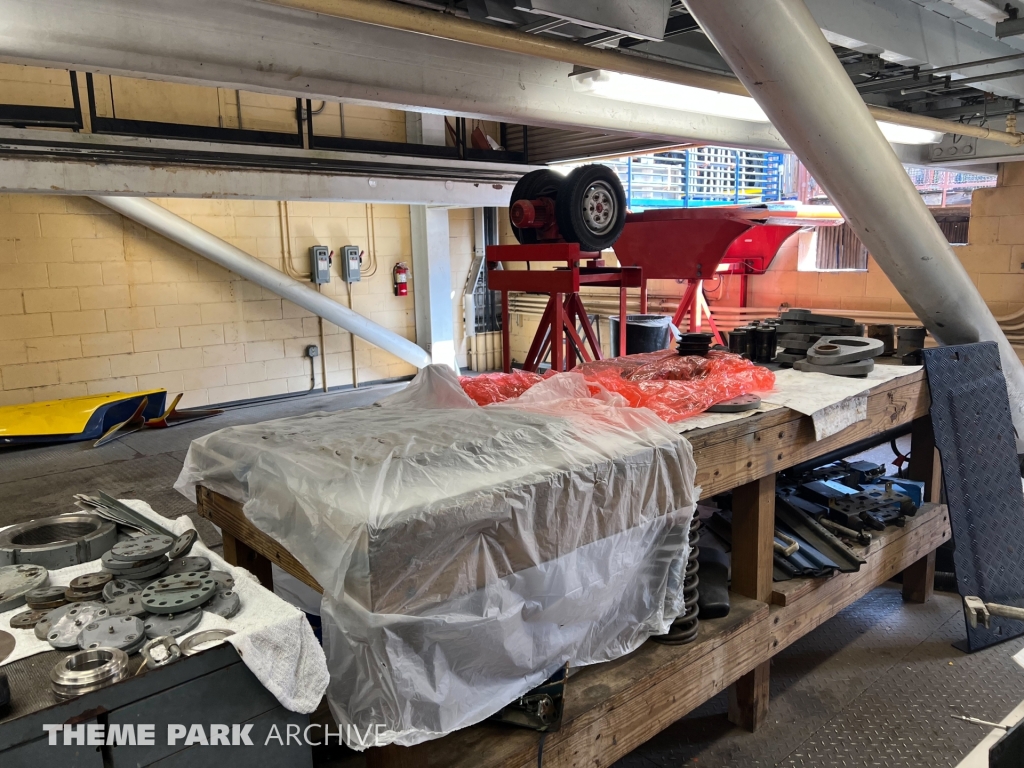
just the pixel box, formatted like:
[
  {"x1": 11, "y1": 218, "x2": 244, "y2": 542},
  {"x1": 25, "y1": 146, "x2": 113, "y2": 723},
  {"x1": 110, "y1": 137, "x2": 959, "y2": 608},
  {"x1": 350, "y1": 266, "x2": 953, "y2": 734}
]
[
  {"x1": 92, "y1": 195, "x2": 432, "y2": 370},
  {"x1": 685, "y1": 0, "x2": 1024, "y2": 443},
  {"x1": 269, "y1": 0, "x2": 1024, "y2": 147}
]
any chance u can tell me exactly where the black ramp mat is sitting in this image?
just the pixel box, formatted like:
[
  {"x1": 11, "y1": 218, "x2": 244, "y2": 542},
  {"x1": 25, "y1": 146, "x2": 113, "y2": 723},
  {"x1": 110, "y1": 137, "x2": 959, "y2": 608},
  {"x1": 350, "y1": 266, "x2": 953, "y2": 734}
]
[{"x1": 922, "y1": 342, "x2": 1024, "y2": 651}]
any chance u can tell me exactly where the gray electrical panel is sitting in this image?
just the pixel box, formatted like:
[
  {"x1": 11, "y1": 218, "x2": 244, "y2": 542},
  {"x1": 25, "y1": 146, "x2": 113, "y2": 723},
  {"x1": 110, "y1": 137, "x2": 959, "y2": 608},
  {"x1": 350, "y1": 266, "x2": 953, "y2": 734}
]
[
  {"x1": 341, "y1": 245, "x2": 362, "y2": 283},
  {"x1": 310, "y1": 245, "x2": 331, "y2": 284}
]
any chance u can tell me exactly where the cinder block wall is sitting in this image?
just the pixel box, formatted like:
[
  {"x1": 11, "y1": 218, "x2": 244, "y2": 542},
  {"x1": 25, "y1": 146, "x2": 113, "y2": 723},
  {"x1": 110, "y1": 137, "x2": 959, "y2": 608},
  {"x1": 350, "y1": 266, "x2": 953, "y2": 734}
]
[{"x1": 0, "y1": 196, "x2": 472, "y2": 408}]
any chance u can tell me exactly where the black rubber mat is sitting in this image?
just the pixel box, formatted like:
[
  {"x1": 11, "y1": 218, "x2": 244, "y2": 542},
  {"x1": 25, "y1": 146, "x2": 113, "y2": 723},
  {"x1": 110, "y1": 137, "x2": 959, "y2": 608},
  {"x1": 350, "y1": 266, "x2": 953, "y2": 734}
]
[{"x1": 923, "y1": 342, "x2": 1024, "y2": 651}]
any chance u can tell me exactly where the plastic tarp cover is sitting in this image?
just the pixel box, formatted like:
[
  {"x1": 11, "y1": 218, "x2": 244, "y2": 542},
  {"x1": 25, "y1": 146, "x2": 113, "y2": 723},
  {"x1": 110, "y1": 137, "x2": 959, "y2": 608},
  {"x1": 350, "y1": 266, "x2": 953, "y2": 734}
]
[
  {"x1": 175, "y1": 366, "x2": 697, "y2": 748},
  {"x1": 461, "y1": 350, "x2": 776, "y2": 422}
]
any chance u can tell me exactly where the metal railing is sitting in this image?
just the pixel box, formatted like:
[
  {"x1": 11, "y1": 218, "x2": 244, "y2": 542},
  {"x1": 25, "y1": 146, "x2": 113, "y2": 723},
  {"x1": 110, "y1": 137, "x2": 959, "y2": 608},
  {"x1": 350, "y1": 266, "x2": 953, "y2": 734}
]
[{"x1": 605, "y1": 147, "x2": 787, "y2": 209}]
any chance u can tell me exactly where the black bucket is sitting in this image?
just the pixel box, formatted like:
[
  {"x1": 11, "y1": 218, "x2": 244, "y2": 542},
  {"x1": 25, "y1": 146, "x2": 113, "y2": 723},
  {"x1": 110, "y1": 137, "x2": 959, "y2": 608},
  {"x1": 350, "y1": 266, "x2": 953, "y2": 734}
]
[{"x1": 609, "y1": 314, "x2": 675, "y2": 357}]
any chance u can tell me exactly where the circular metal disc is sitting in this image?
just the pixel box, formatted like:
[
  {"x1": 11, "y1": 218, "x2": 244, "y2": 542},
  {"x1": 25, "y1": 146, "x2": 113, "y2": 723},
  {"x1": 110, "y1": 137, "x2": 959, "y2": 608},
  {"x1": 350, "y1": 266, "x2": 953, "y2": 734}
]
[
  {"x1": 79, "y1": 615, "x2": 146, "y2": 653},
  {"x1": 103, "y1": 578, "x2": 143, "y2": 601},
  {"x1": 26, "y1": 585, "x2": 69, "y2": 610},
  {"x1": 110, "y1": 535, "x2": 174, "y2": 562},
  {"x1": 34, "y1": 602, "x2": 78, "y2": 640},
  {"x1": 204, "y1": 589, "x2": 240, "y2": 619},
  {"x1": 11, "y1": 610, "x2": 49, "y2": 626},
  {"x1": 167, "y1": 530, "x2": 198, "y2": 561},
  {"x1": 101, "y1": 551, "x2": 169, "y2": 578},
  {"x1": 0, "y1": 564, "x2": 49, "y2": 613},
  {"x1": 106, "y1": 592, "x2": 148, "y2": 618},
  {"x1": 143, "y1": 608, "x2": 202, "y2": 639},
  {"x1": 141, "y1": 572, "x2": 217, "y2": 614},
  {"x1": 205, "y1": 570, "x2": 235, "y2": 591},
  {"x1": 46, "y1": 602, "x2": 110, "y2": 650},
  {"x1": 64, "y1": 586, "x2": 104, "y2": 603},
  {"x1": 0, "y1": 629, "x2": 14, "y2": 664},
  {"x1": 707, "y1": 393, "x2": 762, "y2": 413},
  {"x1": 69, "y1": 572, "x2": 113, "y2": 591},
  {"x1": 165, "y1": 556, "x2": 211, "y2": 576}
]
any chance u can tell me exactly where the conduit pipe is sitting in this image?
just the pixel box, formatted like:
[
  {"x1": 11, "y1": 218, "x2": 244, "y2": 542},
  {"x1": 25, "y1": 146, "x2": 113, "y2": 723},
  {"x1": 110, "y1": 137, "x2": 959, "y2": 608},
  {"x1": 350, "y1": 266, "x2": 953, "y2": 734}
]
[
  {"x1": 685, "y1": 0, "x2": 1024, "y2": 444},
  {"x1": 266, "y1": 0, "x2": 1024, "y2": 146},
  {"x1": 92, "y1": 196, "x2": 433, "y2": 370}
]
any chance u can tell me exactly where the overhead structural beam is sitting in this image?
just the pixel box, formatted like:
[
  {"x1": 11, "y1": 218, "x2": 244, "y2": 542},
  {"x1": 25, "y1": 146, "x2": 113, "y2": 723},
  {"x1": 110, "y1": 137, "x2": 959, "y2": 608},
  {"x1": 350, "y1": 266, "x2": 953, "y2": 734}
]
[
  {"x1": 92, "y1": 195, "x2": 433, "y2": 370},
  {"x1": 0, "y1": 0, "x2": 787, "y2": 152},
  {"x1": 267, "y1": 0, "x2": 1024, "y2": 146},
  {"x1": 684, "y1": 0, "x2": 1024, "y2": 446}
]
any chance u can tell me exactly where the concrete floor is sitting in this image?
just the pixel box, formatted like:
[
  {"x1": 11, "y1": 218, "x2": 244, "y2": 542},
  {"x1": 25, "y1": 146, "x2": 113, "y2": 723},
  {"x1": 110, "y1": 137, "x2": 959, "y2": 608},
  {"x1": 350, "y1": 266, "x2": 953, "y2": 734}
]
[{"x1": 2, "y1": 386, "x2": 1022, "y2": 767}]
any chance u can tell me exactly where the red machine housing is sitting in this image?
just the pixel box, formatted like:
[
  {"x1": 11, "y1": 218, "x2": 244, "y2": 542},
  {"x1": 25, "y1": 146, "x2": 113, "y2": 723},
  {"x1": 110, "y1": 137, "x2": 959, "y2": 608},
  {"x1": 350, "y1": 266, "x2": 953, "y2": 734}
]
[
  {"x1": 489, "y1": 204, "x2": 843, "y2": 371},
  {"x1": 612, "y1": 206, "x2": 842, "y2": 338}
]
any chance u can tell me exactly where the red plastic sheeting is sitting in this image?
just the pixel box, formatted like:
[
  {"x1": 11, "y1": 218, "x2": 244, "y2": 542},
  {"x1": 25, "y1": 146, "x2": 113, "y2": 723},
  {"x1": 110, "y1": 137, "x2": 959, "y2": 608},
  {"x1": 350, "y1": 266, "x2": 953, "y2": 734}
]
[
  {"x1": 459, "y1": 350, "x2": 775, "y2": 423},
  {"x1": 460, "y1": 370, "x2": 545, "y2": 406}
]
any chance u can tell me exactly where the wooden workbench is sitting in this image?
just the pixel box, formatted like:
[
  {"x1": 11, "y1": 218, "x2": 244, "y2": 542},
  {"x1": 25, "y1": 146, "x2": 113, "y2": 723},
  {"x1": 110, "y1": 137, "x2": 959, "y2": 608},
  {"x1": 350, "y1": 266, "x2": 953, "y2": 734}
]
[{"x1": 196, "y1": 368, "x2": 950, "y2": 767}]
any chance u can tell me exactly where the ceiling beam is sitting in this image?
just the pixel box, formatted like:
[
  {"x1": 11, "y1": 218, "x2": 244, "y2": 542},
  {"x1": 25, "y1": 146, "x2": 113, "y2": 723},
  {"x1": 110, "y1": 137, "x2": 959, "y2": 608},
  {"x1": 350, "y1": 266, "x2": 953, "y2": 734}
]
[{"x1": 0, "y1": 0, "x2": 788, "y2": 152}]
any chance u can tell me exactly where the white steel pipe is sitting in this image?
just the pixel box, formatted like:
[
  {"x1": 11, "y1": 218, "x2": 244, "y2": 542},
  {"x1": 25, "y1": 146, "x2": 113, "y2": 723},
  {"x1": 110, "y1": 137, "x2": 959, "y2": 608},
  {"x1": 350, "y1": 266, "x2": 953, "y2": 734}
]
[
  {"x1": 685, "y1": 0, "x2": 1024, "y2": 442},
  {"x1": 93, "y1": 195, "x2": 432, "y2": 370},
  {"x1": 269, "y1": 0, "x2": 1024, "y2": 147}
]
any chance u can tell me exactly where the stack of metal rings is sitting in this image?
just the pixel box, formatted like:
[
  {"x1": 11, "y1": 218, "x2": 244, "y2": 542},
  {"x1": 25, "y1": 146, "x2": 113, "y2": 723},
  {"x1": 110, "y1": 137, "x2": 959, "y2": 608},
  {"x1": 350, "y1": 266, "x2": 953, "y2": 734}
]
[{"x1": 50, "y1": 647, "x2": 130, "y2": 699}]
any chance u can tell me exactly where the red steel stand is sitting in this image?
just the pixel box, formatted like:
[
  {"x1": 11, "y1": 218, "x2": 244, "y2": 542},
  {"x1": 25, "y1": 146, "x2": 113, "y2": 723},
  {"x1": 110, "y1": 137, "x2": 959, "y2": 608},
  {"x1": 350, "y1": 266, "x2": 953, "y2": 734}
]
[
  {"x1": 672, "y1": 279, "x2": 724, "y2": 345},
  {"x1": 487, "y1": 243, "x2": 643, "y2": 373}
]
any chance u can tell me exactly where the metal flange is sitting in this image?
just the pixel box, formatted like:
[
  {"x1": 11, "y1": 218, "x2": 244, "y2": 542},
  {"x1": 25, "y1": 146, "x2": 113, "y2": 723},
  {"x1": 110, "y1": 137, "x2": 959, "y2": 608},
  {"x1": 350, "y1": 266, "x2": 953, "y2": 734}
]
[
  {"x1": 141, "y1": 572, "x2": 217, "y2": 614},
  {"x1": 180, "y1": 629, "x2": 235, "y2": 656},
  {"x1": 707, "y1": 393, "x2": 761, "y2": 413},
  {"x1": 0, "y1": 514, "x2": 116, "y2": 569},
  {"x1": 45, "y1": 602, "x2": 111, "y2": 650},
  {"x1": 35, "y1": 602, "x2": 79, "y2": 641},
  {"x1": 25, "y1": 585, "x2": 68, "y2": 611},
  {"x1": 106, "y1": 592, "x2": 148, "y2": 618},
  {"x1": 0, "y1": 564, "x2": 49, "y2": 613},
  {"x1": 102, "y1": 578, "x2": 143, "y2": 601},
  {"x1": 165, "y1": 556, "x2": 211, "y2": 576},
  {"x1": 50, "y1": 647, "x2": 129, "y2": 699},
  {"x1": 10, "y1": 608, "x2": 50, "y2": 629},
  {"x1": 205, "y1": 571, "x2": 235, "y2": 591},
  {"x1": 204, "y1": 589, "x2": 240, "y2": 619},
  {"x1": 143, "y1": 608, "x2": 202, "y2": 639},
  {"x1": 78, "y1": 615, "x2": 146, "y2": 654},
  {"x1": 167, "y1": 530, "x2": 198, "y2": 561},
  {"x1": 110, "y1": 535, "x2": 174, "y2": 562}
]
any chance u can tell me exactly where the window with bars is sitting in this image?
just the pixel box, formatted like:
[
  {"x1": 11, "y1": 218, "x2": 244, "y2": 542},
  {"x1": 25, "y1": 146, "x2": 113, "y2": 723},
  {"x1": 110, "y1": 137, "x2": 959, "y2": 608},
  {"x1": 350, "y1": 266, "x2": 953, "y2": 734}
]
[
  {"x1": 814, "y1": 224, "x2": 869, "y2": 271},
  {"x1": 813, "y1": 216, "x2": 971, "y2": 271}
]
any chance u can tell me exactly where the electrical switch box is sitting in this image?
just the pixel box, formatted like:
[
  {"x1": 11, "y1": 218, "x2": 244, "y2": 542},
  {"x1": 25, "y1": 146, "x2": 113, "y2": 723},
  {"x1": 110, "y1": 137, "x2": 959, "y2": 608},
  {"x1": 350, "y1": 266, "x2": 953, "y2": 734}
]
[
  {"x1": 341, "y1": 245, "x2": 362, "y2": 283},
  {"x1": 310, "y1": 245, "x2": 331, "y2": 284}
]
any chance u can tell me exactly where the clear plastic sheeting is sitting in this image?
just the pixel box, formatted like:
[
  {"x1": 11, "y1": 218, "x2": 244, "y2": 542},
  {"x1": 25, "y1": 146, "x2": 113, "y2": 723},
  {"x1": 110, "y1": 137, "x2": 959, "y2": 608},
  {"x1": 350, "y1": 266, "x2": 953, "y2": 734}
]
[{"x1": 175, "y1": 367, "x2": 697, "y2": 748}]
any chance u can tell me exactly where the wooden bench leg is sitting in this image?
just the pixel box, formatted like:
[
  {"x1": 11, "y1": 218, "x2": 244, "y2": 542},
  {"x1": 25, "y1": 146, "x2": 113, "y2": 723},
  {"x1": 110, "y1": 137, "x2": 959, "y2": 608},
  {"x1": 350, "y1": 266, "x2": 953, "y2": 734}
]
[
  {"x1": 222, "y1": 529, "x2": 274, "y2": 590},
  {"x1": 902, "y1": 415, "x2": 941, "y2": 604},
  {"x1": 902, "y1": 550, "x2": 935, "y2": 604},
  {"x1": 728, "y1": 474, "x2": 775, "y2": 731},
  {"x1": 729, "y1": 661, "x2": 770, "y2": 731}
]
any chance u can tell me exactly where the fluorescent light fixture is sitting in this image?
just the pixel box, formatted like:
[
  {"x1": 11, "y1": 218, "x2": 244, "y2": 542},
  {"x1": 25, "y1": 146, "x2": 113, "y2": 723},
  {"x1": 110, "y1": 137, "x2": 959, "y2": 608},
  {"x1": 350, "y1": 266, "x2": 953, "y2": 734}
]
[
  {"x1": 572, "y1": 70, "x2": 770, "y2": 122},
  {"x1": 876, "y1": 121, "x2": 944, "y2": 145},
  {"x1": 573, "y1": 70, "x2": 945, "y2": 145}
]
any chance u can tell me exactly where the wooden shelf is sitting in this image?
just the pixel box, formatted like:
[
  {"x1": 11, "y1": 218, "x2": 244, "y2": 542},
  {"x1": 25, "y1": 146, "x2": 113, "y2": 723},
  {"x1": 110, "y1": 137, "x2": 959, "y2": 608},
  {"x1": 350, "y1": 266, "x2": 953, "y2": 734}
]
[
  {"x1": 363, "y1": 502, "x2": 950, "y2": 768},
  {"x1": 197, "y1": 368, "x2": 948, "y2": 766}
]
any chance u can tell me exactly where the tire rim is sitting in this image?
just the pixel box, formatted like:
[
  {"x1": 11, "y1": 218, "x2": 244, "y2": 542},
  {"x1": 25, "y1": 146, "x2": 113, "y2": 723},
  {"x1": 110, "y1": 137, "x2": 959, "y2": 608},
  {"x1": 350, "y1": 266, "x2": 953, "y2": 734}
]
[{"x1": 581, "y1": 181, "x2": 617, "y2": 235}]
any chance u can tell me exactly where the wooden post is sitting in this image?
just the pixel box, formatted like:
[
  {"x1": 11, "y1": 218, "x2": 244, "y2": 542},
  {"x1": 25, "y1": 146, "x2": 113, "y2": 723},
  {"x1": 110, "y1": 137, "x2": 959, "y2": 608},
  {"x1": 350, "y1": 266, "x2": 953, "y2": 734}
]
[
  {"x1": 727, "y1": 473, "x2": 775, "y2": 730},
  {"x1": 221, "y1": 530, "x2": 274, "y2": 590},
  {"x1": 903, "y1": 415, "x2": 941, "y2": 603}
]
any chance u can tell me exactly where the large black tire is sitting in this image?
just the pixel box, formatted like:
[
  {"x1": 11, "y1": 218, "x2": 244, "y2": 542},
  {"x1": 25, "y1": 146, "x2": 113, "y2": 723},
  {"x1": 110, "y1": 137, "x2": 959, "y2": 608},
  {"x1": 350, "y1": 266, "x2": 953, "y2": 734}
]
[
  {"x1": 508, "y1": 169, "x2": 564, "y2": 245},
  {"x1": 555, "y1": 164, "x2": 627, "y2": 252}
]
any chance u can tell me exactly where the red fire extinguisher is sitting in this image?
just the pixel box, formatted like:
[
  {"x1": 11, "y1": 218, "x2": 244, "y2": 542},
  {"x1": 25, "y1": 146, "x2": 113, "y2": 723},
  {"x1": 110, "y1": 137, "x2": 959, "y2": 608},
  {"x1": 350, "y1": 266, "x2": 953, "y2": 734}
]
[{"x1": 392, "y1": 262, "x2": 409, "y2": 297}]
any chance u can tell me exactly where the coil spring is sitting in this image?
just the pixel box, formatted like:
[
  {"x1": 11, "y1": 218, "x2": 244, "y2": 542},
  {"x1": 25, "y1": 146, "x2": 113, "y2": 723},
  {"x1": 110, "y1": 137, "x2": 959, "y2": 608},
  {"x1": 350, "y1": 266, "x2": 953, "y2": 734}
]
[{"x1": 652, "y1": 515, "x2": 701, "y2": 645}]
